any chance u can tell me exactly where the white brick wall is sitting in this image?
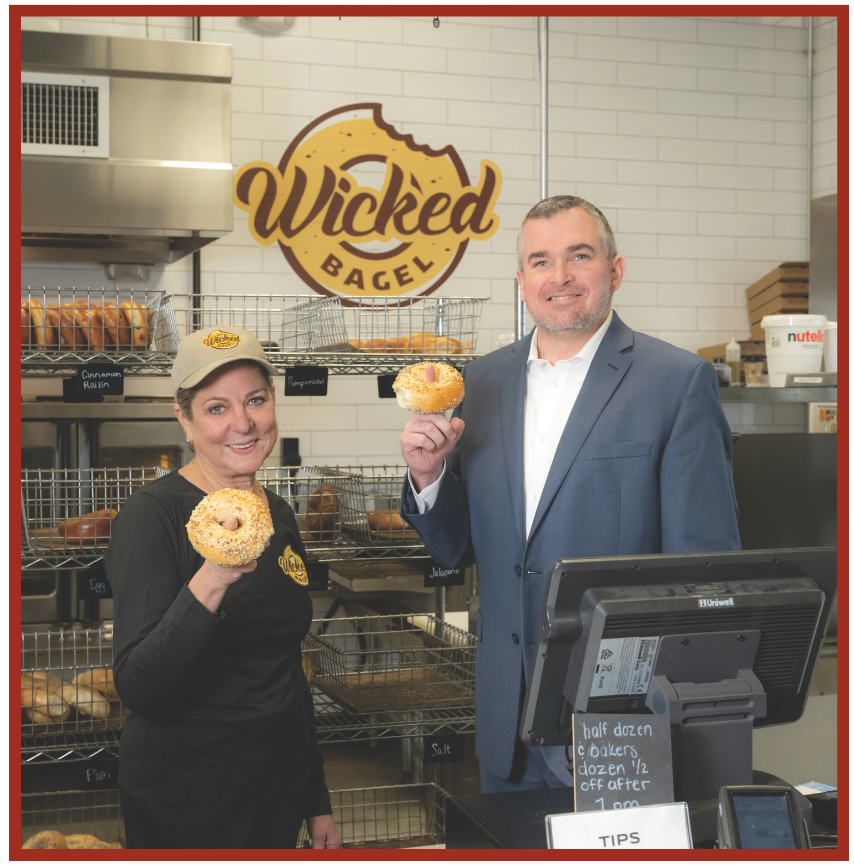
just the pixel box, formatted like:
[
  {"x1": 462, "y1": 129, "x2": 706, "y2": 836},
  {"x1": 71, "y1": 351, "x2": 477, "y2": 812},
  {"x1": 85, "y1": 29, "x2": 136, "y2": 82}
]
[
  {"x1": 21, "y1": 14, "x2": 831, "y2": 449},
  {"x1": 811, "y1": 17, "x2": 837, "y2": 198}
]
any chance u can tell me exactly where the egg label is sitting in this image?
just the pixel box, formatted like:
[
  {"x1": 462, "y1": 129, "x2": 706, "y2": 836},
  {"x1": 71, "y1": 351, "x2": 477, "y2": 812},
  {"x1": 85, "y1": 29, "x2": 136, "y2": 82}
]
[
  {"x1": 233, "y1": 103, "x2": 502, "y2": 301},
  {"x1": 279, "y1": 546, "x2": 309, "y2": 586}
]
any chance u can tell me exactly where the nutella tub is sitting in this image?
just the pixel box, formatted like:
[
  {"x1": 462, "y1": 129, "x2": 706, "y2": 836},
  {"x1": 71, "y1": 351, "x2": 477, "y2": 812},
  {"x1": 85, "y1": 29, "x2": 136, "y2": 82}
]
[{"x1": 760, "y1": 314, "x2": 827, "y2": 386}]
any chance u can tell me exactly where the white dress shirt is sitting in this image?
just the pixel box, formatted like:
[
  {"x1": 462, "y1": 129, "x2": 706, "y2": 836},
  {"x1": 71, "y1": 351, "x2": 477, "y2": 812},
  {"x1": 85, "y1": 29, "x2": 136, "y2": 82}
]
[{"x1": 410, "y1": 311, "x2": 613, "y2": 538}]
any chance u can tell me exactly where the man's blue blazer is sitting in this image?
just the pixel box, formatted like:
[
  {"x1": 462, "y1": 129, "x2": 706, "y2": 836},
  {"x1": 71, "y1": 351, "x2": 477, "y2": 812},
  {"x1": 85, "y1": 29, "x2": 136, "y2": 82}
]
[{"x1": 401, "y1": 311, "x2": 741, "y2": 780}]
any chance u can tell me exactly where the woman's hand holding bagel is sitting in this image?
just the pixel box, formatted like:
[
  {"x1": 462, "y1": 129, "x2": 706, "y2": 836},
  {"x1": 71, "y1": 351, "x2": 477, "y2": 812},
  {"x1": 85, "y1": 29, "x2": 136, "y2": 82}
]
[{"x1": 187, "y1": 515, "x2": 258, "y2": 614}]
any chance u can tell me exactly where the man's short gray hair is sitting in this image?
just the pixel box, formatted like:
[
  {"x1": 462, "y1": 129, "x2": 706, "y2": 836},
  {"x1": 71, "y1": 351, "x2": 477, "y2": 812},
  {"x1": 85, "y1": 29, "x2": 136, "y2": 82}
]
[{"x1": 516, "y1": 195, "x2": 618, "y2": 270}]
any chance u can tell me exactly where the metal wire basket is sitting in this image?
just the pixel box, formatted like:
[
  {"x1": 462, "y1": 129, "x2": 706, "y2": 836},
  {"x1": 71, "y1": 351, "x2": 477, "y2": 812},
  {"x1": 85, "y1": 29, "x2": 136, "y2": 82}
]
[
  {"x1": 153, "y1": 294, "x2": 336, "y2": 353},
  {"x1": 21, "y1": 467, "x2": 159, "y2": 557},
  {"x1": 324, "y1": 465, "x2": 419, "y2": 544},
  {"x1": 20, "y1": 790, "x2": 123, "y2": 849},
  {"x1": 297, "y1": 783, "x2": 447, "y2": 849},
  {"x1": 312, "y1": 296, "x2": 487, "y2": 355},
  {"x1": 21, "y1": 627, "x2": 127, "y2": 737},
  {"x1": 21, "y1": 288, "x2": 163, "y2": 354},
  {"x1": 255, "y1": 465, "x2": 353, "y2": 546},
  {"x1": 304, "y1": 614, "x2": 475, "y2": 715}
]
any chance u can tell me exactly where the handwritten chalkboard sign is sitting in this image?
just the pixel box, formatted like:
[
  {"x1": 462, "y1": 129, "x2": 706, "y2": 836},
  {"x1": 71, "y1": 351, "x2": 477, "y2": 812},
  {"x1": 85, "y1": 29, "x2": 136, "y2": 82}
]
[
  {"x1": 423, "y1": 733, "x2": 464, "y2": 763},
  {"x1": 377, "y1": 374, "x2": 397, "y2": 399},
  {"x1": 306, "y1": 562, "x2": 329, "y2": 592},
  {"x1": 62, "y1": 377, "x2": 103, "y2": 403},
  {"x1": 285, "y1": 367, "x2": 328, "y2": 397},
  {"x1": 423, "y1": 558, "x2": 465, "y2": 587},
  {"x1": 74, "y1": 363, "x2": 124, "y2": 396},
  {"x1": 77, "y1": 562, "x2": 112, "y2": 599},
  {"x1": 572, "y1": 713, "x2": 674, "y2": 813},
  {"x1": 77, "y1": 758, "x2": 120, "y2": 790}
]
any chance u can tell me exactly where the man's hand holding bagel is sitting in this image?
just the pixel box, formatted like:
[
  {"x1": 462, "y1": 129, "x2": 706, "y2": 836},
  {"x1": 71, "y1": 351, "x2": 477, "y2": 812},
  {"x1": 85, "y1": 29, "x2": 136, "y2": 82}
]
[{"x1": 399, "y1": 363, "x2": 465, "y2": 492}]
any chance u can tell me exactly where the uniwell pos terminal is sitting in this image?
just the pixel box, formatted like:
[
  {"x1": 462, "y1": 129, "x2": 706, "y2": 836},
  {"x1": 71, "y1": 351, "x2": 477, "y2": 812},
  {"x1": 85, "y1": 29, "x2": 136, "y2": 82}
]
[{"x1": 717, "y1": 785, "x2": 810, "y2": 849}]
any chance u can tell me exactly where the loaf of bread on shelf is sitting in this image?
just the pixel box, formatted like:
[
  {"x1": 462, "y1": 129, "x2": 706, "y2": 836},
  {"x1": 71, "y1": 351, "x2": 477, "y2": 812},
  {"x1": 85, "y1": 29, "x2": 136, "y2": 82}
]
[
  {"x1": 406, "y1": 332, "x2": 435, "y2": 353},
  {"x1": 120, "y1": 301, "x2": 151, "y2": 347},
  {"x1": 21, "y1": 304, "x2": 30, "y2": 346},
  {"x1": 64, "y1": 834, "x2": 122, "y2": 850},
  {"x1": 25, "y1": 300, "x2": 56, "y2": 350},
  {"x1": 364, "y1": 337, "x2": 408, "y2": 354},
  {"x1": 353, "y1": 332, "x2": 466, "y2": 355},
  {"x1": 59, "y1": 683, "x2": 111, "y2": 719},
  {"x1": 21, "y1": 831, "x2": 121, "y2": 850},
  {"x1": 21, "y1": 670, "x2": 63, "y2": 687},
  {"x1": 100, "y1": 301, "x2": 128, "y2": 347},
  {"x1": 22, "y1": 831, "x2": 67, "y2": 849},
  {"x1": 302, "y1": 655, "x2": 313, "y2": 684},
  {"x1": 72, "y1": 668, "x2": 119, "y2": 700},
  {"x1": 57, "y1": 305, "x2": 87, "y2": 348},
  {"x1": 35, "y1": 508, "x2": 118, "y2": 547},
  {"x1": 306, "y1": 485, "x2": 339, "y2": 538},
  {"x1": 74, "y1": 306, "x2": 108, "y2": 351},
  {"x1": 20, "y1": 679, "x2": 70, "y2": 722},
  {"x1": 433, "y1": 336, "x2": 461, "y2": 354},
  {"x1": 366, "y1": 509, "x2": 415, "y2": 534}
]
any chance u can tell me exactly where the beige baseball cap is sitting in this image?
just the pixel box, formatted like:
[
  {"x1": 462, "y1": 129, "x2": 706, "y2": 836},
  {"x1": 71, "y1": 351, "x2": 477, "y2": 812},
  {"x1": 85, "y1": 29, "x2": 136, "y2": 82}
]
[{"x1": 170, "y1": 326, "x2": 279, "y2": 399}]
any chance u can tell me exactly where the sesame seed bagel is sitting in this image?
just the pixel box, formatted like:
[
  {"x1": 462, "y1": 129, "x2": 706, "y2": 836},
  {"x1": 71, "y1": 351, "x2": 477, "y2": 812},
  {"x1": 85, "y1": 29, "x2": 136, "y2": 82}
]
[
  {"x1": 392, "y1": 361, "x2": 465, "y2": 414},
  {"x1": 186, "y1": 488, "x2": 274, "y2": 566}
]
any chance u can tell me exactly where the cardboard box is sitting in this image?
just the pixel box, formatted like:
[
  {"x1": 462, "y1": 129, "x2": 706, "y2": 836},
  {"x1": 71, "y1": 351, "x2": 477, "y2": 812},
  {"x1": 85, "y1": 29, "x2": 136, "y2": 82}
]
[
  {"x1": 744, "y1": 262, "x2": 809, "y2": 300},
  {"x1": 745, "y1": 263, "x2": 810, "y2": 339},
  {"x1": 747, "y1": 279, "x2": 810, "y2": 313},
  {"x1": 749, "y1": 293, "x2": 810, "y2": 322}
]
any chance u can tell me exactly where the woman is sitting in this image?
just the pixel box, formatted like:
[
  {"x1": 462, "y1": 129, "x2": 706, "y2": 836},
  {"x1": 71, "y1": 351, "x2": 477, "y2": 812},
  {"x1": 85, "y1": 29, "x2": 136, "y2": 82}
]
[{"x1": 106, "y1": 326, "x2": 341, "y2": 849}]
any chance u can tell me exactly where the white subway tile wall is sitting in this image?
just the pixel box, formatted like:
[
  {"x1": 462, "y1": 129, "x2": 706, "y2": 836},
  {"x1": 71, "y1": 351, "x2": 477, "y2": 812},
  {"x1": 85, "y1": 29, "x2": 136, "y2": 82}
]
[
  {"x1": 811, "y1": 17, "x2": 837, "y2": 198},
  {"x1": 21, "y1": 15, "x2": 837, "y2": 447}
]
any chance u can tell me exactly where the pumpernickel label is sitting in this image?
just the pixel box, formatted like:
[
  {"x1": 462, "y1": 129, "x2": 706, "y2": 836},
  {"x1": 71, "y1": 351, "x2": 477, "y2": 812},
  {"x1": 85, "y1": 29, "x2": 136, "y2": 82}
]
[
  {"x1": 279, "y1": 546, "x2": 309, "y2": 586},
  {"x1": 233, "y1": 103, "x2": 502, "y2": 300}
]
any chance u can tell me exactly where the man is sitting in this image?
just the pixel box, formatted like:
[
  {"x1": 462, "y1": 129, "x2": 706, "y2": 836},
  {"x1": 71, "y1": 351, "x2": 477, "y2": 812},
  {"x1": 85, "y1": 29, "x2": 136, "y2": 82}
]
[{"x1": 398, "y1": 195, "x2": 741, "y2": 793}]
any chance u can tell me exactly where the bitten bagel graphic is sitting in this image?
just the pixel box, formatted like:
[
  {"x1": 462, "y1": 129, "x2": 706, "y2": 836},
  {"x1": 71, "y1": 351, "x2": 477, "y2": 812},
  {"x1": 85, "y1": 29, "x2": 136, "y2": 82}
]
[{"x1": 233, "y1": 103, "x2": 502, "y2": 300}]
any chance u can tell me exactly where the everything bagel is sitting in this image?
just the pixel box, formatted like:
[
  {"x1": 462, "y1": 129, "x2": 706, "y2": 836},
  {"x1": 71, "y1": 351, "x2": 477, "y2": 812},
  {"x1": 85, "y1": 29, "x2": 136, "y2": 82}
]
[
  {"x1": 186, "y1": 488, "x2": 274, "y2": 567},
  {"x1": 392, "y1": 361, "x2": 465, "y2": 414}
]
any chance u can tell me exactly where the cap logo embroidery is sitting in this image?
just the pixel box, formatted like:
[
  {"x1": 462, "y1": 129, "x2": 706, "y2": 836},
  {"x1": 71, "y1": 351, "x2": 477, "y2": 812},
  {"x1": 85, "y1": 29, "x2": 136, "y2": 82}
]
[
  {"x1": 279, "y1": 545, "x2": 309, "y2": 586},
  {"x1": 203, "y1": 330, "x2": 241, "y2": 350}
]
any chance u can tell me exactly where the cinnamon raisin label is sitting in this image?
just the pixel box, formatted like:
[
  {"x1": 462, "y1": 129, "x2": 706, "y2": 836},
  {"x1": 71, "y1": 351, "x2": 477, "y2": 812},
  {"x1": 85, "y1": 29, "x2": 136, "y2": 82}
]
[{"x1": 233, "y1": 103, "x2": 502, "y2": 301}]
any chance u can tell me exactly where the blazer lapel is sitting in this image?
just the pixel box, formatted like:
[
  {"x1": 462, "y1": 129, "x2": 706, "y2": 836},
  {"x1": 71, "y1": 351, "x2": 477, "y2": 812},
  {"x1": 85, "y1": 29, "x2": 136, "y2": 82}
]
[
  {"x1": 500, "y1": 331, "x2": 533, "y2": 547},
  {"x1": 527, "y1": 312, "x2": 635, "y2": 541}
]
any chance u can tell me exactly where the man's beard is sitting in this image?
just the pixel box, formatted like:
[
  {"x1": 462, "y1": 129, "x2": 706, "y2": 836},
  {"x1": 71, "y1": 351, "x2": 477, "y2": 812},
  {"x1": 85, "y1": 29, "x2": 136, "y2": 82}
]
[{"x1": 531, "y1": 285, "x2": 611, "y2": 336}]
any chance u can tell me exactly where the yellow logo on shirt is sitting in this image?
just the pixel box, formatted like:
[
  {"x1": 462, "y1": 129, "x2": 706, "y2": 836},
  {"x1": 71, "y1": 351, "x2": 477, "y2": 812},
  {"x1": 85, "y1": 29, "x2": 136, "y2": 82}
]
[{"x1": 279, "y1": 546, "x2": 309, "y2": 585}]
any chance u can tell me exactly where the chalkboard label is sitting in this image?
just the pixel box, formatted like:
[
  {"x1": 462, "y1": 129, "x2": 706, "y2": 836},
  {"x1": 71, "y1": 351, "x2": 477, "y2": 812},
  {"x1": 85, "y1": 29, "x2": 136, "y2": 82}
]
[
  {"x1": 78, "y1": 562, "x2": 112, "y2": 599},
  {"x1": 572, "y1": 713, "x2": 674, "y2": 813},
  {"x1": 285, "y1": 367, "x2": 328, "y2": 397},
  {"x1": 74, "y1": 364, "x2": 125, "y2": 395},
  {"x1": 423, "y1": 733, "x2": 464, "y2": 763},
  {"x1": 377, "y1": 374, "x2": 397, "y2": 399},
  {"x1": 306, "y1": 562, "x2": 329, "y2": 592},
  {"x1": 62, "y1": 377, "x2": 103, "y2": 403},
  {"x1": 423, "y1": 558, "x2": 465, "y2": 587},
  {"x1": 78, "y1": 758, "x2": 119, "y2": 789}
]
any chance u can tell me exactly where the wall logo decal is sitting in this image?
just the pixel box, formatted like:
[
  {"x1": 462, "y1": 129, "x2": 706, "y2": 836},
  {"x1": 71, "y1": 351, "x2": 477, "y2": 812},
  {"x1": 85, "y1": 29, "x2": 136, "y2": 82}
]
[{"x1": 233, "y1": 103, "x2": 502, "y2": 301}]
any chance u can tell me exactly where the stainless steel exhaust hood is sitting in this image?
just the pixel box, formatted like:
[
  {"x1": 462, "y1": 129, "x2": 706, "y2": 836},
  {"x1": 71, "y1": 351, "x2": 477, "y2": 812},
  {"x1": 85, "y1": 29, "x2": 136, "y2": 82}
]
[{"x1": 21, "y1": 31, "x2": 233, "y2": 266}]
